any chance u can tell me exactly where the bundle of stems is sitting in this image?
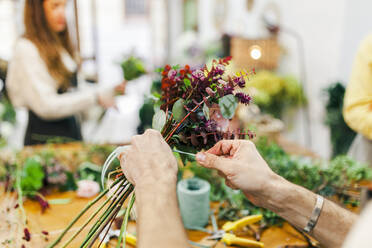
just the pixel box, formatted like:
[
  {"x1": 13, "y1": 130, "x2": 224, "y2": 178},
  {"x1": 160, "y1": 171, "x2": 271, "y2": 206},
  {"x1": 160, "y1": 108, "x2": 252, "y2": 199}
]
[{"x1": 47, "y1": 98, "x2": 208, "y2": 248}]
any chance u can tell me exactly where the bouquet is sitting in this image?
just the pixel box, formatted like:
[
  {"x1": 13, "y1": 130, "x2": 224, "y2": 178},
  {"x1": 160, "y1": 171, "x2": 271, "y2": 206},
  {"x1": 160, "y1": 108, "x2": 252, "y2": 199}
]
[{"x1": 48, "y1": 57, "x2": 254, "y2": 248}]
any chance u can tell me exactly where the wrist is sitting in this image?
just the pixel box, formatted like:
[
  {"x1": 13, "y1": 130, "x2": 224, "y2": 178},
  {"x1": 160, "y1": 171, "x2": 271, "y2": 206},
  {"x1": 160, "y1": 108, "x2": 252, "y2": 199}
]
[
  {"x1": 135, "y1": 174, "x2": 177, "y2": 192},
  {"x1": 248, "y1": 173, "x2": 289, "y2": 208},
  {"x1": 135, "y1": 178, "x2": 177, "y2": 207}
]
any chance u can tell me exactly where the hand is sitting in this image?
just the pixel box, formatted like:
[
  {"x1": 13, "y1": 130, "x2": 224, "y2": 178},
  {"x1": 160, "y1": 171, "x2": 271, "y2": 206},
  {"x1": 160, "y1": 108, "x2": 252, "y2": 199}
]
[
  {"x1": 115, "y1": 80, "x2": 127, "y2": 95},
  {"x1": 97, "y1": 93, "x2": 116, "y2": 109},
  {"x1": 119, "y1": 129, "x2": 178, "y2": 188},
  {"x1": 196, "y1": 140, "x2": 280, "y2": 205}
]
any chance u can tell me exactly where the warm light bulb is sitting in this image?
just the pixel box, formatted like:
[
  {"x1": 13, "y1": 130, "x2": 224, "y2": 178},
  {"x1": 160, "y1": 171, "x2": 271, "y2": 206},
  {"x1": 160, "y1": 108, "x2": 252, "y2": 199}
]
[{"x1": 249, "y1": 45, "x2": 262, "y2": 60}]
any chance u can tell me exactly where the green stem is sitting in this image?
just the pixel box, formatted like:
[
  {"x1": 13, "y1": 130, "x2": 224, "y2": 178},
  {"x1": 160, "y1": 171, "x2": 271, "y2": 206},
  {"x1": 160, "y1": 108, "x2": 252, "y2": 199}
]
[
  {"x1": 80, "y1": 186, "x2": 134, "y2": 248},
  {"x1": 117, "y1": 193, "x2": 136, "y2": 248},
  {"x1": 47, "y1": 177, "x2": 125, "y2": 248},
  {"x1": 80, "y1": 188, "x2": 133, "y2": 248},
  {"x1": 165, "y1": 96, "x2": 209, "y2": 143},
  {"x1": 85, "y1": 203, "x2": 122, "y2": 248},
  {"x1": 86, "y1": 182, "x2": 130, "y2": 237},
  {"x1": 60, "y1": 180, "x2": 126, "y2": 248}
]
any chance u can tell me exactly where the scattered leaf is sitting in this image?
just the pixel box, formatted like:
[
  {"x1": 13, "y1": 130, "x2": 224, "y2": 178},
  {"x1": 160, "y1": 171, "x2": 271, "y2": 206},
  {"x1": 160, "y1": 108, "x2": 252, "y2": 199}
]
[{"x1": 48, "y1": 198, "x2": 72, "y2": 205}]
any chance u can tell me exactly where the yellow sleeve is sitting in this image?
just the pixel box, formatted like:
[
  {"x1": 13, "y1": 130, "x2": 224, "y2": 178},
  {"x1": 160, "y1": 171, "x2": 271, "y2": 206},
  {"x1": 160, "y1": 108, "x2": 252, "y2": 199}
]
[{"x1": 343, "y1": 34, "x2": 372, "y2": 140}]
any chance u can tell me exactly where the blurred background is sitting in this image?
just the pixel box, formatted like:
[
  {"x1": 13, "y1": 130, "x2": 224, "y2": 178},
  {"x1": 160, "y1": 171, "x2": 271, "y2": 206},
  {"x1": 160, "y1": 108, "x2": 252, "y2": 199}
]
[{"x1": 1, "y1": 0, "x2": 372, "y2": 159}]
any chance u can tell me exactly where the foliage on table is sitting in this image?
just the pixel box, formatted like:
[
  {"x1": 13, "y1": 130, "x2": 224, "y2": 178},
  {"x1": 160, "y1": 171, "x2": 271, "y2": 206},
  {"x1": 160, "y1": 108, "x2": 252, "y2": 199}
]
[
  {"x1": 47, "y1": 57, "x2": 255, "y2": 248},
  {"x1": 244, "y1": 70, "x2": 306, "y2": 118},
  {"x1": 0, "y1": 95, "x2": 16, "y2": 147},
  {"x1": 0, "y1": 144, "x2": 117, "y2": 214},
  {"x1": 180, "y1": 138, "x2": 372, "y2": 226},
  {"x1": 324, "y1": 82, "x2": 356, "y2": 157}
]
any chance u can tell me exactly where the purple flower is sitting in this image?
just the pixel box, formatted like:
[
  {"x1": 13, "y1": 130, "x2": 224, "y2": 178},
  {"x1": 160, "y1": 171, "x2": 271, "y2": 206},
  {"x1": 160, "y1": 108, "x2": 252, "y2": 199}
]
[
  {"x1": 205, "y1": 120, "x2": 217, "y2": 132},
  {"x1": 235, "y1": 92, "x2": 252, "y2": 105},
  {"x1": 234, "y1": 76, "x2": 246, "y2": 88},
  {"x1": 168, "y1": 69, "x2": 177, "y2": 80},
  {"x1": 224, "y1": 85, "x2": 234, "y2": 94},
  {"x1": 214, "y1": 64, "x2": 225, "y2": 75},
  {"x1": 192, "y1": 70, "x2": 205, "y2": 80}
]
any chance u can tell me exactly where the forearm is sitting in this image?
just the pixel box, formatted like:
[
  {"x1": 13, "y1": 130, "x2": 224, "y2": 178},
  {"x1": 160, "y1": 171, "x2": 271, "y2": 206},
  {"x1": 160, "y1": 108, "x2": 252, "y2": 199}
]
[
  {"x1": 135, "y1": 183, "x2": 189, "y2": 248},
  {"x1": 251, "y1": 175, "x2": 358, "y2": 248}
]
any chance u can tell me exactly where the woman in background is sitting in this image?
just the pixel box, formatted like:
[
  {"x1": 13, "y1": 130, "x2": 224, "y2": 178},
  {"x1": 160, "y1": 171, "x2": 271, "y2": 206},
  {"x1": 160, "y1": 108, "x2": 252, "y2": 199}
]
[
  {"x1": 6, "y1": 0, "x2": 125, "y2": 145},
  {"x1": 343, "y1": 34, "x2": 372, "y2": 165}
]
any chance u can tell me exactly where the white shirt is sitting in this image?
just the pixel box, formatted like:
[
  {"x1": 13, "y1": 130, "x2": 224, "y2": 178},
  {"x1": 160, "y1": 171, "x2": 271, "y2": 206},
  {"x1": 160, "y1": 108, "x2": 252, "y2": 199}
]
[{"x1": 6, "y1": 38, "x2": 114, "y2": 120}]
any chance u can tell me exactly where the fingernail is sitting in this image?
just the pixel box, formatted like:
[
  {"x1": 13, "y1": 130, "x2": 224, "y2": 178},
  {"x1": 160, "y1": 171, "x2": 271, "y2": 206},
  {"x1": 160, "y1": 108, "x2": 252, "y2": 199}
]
[{"x1": 196, "y1": 153, "x2": 206, "y2": 162}]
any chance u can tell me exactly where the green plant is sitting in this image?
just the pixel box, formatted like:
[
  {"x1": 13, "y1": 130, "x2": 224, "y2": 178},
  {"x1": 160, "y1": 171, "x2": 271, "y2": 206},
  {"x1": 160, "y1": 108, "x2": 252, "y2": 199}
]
[
  {"x1": 121, "y1": 56, "x2": 146, "y2": 81},
  {"x1": 20, "y1": 157, "x2": 45, "y2": 192},
  {"x1": 324, "y1": 82, "x2": 356, "y2": 157},
  {"x1": 245, "y1": 71, "x2": 306, "y2": 118}
]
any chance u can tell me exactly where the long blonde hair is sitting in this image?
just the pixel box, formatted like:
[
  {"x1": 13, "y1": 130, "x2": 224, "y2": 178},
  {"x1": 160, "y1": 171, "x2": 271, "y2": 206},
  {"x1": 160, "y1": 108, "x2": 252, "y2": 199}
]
[{"x1": 24, "y1": 0, "x2": 75, "y2": 90}]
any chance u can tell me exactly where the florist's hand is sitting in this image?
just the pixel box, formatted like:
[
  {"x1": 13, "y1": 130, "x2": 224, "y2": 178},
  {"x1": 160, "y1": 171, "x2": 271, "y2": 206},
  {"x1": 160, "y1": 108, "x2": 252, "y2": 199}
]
[
  {"x1": 115, "y1": 80, "x2": 127, "y2": 95},
  {"x1": 196, "y1": 140, "x2": 279, "y2": 205},
  {"x1": 120, "y1": 129, "x2": 178, "y2": 188},
  {"x1": 98, "y1": 93, "x2": 116, "y2": 109}
]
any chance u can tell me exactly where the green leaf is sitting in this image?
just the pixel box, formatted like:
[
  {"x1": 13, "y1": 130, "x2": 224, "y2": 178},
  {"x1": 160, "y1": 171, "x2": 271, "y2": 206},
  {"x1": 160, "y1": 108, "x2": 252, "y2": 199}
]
[
  {"x1": 151, "y1": 92, "x2": 161, "y2": 100},
  {"x1": 153, "y1": 101, "x2": 162, "y2": 113},
  {"x1": 59, "y1": 171, "x2": 78, "y2": 191},
  {"x1": 155, "y1": 67, "x2": 164, "y2": 73},
  {"x1": 152, "y1": 110, "x2": 166, "y2": 132},
  {"x1": 21, "y1": 157, "x2": 45, "y2": 192},
  {"x1": 184, "y1": 78, "x2": 191, "y2": 88},
  {"x1": 218, "y1": 95, "x2": 238, "y2": 119},
  {"x1": 172, "y1": 99, "x2": 186, "y2": 122},
  {"x1": 203, "y1": 103, "x2": 210, "y2": 120},
  {"x1": 48, "y1": 198, "x2": 72, "y2": 205}
]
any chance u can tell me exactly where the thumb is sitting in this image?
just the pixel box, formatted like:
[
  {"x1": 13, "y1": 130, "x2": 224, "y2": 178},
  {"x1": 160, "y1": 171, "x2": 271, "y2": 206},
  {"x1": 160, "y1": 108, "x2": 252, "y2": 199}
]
[{"x1": 196, "y1": 152, "x2": 229, "y2": 173}]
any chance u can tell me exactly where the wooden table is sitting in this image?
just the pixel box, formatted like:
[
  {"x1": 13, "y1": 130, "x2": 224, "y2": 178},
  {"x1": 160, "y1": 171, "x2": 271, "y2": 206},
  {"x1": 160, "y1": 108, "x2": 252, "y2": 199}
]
[
  {"x1": 0, "y1": 140, "x2": 316, "y2": 247},
  {"x1": 0, "y1": 191, "x2": 310, "y2": 248}
]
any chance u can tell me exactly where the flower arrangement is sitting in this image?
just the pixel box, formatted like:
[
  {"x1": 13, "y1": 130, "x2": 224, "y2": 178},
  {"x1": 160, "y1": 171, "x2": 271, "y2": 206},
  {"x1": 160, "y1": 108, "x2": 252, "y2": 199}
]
[{"x1": 47, "y1": 57, "x2": 254, "y2": 248}]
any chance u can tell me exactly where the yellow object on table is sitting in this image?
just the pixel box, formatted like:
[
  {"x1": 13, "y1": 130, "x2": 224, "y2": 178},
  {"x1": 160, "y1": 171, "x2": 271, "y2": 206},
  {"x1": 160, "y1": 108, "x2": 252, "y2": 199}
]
[
  {"x1": 222, "y1": 233, "x2": 264, "y2": 248},
  {"x1": 222, "y1": 215, "x2": 263, "y2": 232},
  {"x1": 125, "y1": 233, "x2": 137, "y2": 246},
  {"x1": 210, "y1": 215, "x2": 265, "y2": 247},
  {"x1": 100, "y1": 233, "x2": 136, "y2": 248}
]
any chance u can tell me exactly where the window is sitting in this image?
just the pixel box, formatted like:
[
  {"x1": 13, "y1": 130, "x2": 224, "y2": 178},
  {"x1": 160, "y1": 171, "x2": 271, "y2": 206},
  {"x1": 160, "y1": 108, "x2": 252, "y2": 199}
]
[{"x1": 125, "y1": 0, "x2": 147, "y2": 16}]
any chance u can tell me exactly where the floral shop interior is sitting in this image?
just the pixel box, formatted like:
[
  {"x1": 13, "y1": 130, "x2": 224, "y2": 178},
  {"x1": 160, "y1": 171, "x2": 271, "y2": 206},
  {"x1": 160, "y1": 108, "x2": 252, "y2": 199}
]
[{"x1": 1, "y1": 0, "x2": 372, "y2": 247}]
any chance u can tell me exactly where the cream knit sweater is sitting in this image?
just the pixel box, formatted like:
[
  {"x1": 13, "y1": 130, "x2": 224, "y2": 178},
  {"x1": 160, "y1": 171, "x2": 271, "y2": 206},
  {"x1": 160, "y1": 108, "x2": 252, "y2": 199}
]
[{"x1": 6, "y1": 38, "x2": 114, "y2": 120}]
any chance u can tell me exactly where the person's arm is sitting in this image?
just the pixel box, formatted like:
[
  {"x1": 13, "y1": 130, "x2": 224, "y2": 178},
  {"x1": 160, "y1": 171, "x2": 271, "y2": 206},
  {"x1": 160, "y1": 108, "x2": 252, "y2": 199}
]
[
  {"x1": 6, "y1": 39, "x2": 117, "y2": 120},
  {"x1": 196, "y1": 140, "x2": 357, "y2": 248},
  {"x1": 259, "y1": 176, "x2": 357, "y2": 248},
  {"x1": 135, "y1": 181, "x2": 188, "y2": 248},
  {"x1": 120, "y1": 130, "x2": 189, "y2": 248},
  {"x1": 342, "y1": 201, "x2": 372, "y2": 248}
]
